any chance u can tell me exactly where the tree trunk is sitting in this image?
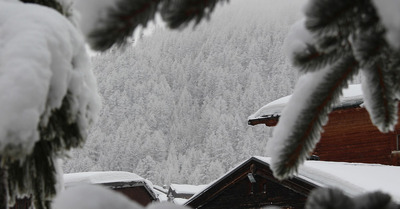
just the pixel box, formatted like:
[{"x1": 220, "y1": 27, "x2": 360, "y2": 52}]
[{"x1": 0, "y1": 165, "x2": 8, "y2": 209}]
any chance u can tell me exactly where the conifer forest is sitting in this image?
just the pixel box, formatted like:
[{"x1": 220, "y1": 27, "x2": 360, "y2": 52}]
[{"x1": 63, "y1": 0, "x2": 304, "y2": 186}]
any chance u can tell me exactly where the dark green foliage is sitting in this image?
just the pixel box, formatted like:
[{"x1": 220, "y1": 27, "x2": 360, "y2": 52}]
[
  {"x1": 0, "y1": 169, "x2": 7, "y2": 209},
  {"x1": 274, "y1": 53, "x2": 359, "y2": 179},
  {"x1": 306, "y1": 188, "x2": 398, "y2": 209},
  {"x1": 3, "y1": 94, "x2": 84, "y2": 209},
  {"x1": 88, "y1": 0, "x2": 228, "y2": 51},
  {"x1": 88, "y1": 0, "x2": 161, "y2": 51},
  {"x1": 274, "y1": 0, "x2": 400, "y2": 179},
  {"x1": 20, "y1": 0, "x2": 64, "y2": 15},
  {"x1": 161, "y1": 0, "x2": 228, "y2": 29},
  {"x1": 306, "y1": 188, "x2": 354, "y2": 209},
  {"x1": 291, "y1": 44, "x2": 343, "y2": 73}
]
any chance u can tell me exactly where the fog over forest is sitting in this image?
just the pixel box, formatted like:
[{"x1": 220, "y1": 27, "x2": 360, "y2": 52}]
[{"x1": 64, "y1": 0, "x2": 307, "y2": 186}]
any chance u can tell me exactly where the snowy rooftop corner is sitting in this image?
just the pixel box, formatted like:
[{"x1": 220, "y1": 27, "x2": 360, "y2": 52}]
[
  {"x1": 253, "y1": 156, "x2": 400, "y2": 203},
  {"x1": 64, "y1": 171, "x2": 147, "y2": 187},
  {"x1": 248, "y1": 84, "x2": 364, "y2": 124}
]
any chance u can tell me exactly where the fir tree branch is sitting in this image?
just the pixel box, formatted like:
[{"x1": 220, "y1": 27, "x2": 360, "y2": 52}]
[
  {"x1": 5, "y1": 95, "x2": 84, "y2": 209},
  {"x1": 161, "y1": 0, "x2": 229, "y2": 29},
  {"x1": 20, "y1": 0, "x2": 64, "y2": 15},
  {"x1": 352, "y1": 24, "x2": 398, "y2": 133},
  {"x1": 269, "y1": 53, "x2": 359, "y2": 180},
  {"x1": 304, "y1": 0, "x2": 360, "y2": 35},
  {"x1": 306, "y1": 188, "x2": 398, "y2": 209},
  {"x1": 88, "y1": 0, "x2": 161, "y2": 51},
  {"x1": 292, "y1": 44, "x2": 343, "y2": 73},
  {"x1": 361, "y1": 61, "x2": 398, "y2": 133},
  {"x1": 87, "y1": 0, "x2": 228, "y2": 51},
  {"x1": 305, "y1": 188, "x2": 354, "y2": 209}
]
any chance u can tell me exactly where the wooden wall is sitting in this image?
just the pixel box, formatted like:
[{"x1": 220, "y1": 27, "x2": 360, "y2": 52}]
[
  {"x1": 314, "y1": 107, "x2": 400, "y2": 165},
  {"x1": 113, "y1": 186, "x2": 155, "y2": 206},
  {"x1": 188, "y1": 160, "x2": 314, "y2": 209}
]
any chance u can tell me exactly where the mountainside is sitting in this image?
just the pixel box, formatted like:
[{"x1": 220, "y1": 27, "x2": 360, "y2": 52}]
[{"x1": 64, "y1": 0, "x2": 305, "y2": 185}]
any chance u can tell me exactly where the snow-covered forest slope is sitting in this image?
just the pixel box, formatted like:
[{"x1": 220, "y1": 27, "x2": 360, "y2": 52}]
[{"x1": 64, "y1": 0, "x2": 305, "y2": 185}]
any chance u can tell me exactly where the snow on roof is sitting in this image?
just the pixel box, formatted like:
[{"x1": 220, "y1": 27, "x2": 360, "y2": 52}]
[
  {"x1": 254, "y1": 156, "x2": 400, "y2": 202},
  {"x1": 64, "y1": 171, "x2": 147, "y2": 186},
  {"x1": 248, "y1": 84, "x2": 363, "y2": 120},
  {"x1": 169, "y1": 184, "x2": 209, "y2": 195},
  {"x1": 187, "y1": 156, "x2": 400, "y2": 205},
  {"x1": 153, "y1": 190, "x2": 168, "y2": 202},
  {"x1": 173, "y1": 198, "x2": 188, "y2": 205},
  {"x1": 64, "y1": 171, "x2": 158, "y2": 200},
  {"x1": 154, "y1": 185, "x2": 168, "y2": 194}
]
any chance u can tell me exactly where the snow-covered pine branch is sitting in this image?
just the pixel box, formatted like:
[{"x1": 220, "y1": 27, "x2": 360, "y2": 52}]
[
  {"x1": 0, "y1": 1, "x2": 100, "y2": 208},
  {"x1": 270, "y1": 0, "x2": 400, "y2": 179},
  {"x1": 306, "y1": 187, "x2": 398, "y2": 209},
  {"x1": 73, "y1": 0, "x2": 228, "y2": 51}
]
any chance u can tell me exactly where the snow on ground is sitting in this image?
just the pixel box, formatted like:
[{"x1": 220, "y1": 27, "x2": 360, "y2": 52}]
[
  {"x1": 0, "y1": 1, "x2": 100, "y2": 159},
  {"x1": 249, "y1": 84, "x2": 363, "y2": 120}
]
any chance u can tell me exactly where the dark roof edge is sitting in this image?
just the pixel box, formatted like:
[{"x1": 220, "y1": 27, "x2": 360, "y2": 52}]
[
  {"x1": 248, "y1": 100, "x2": 364, "y2": 125},
  {"x1": 184, "y1": 157, "x2": 257, "y2": 206},
  {"x1": 102, "y1": 181, "x2": 158, "y2": 200}
]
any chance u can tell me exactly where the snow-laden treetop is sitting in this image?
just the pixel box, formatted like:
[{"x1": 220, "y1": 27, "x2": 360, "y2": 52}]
[
  {"x1": 249, "y1": 84, "x2": 363, "y2": 121},
  {"x1": 0, "y1": 1, "x2": 100, "y2": 159}
]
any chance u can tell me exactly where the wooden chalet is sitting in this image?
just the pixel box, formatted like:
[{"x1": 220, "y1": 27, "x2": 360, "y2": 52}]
[
  {"x1": 64, "y1": 171, "x2": 158, "y2": 206},
  {"x1": 167, "y1": 184, "x2": 208, "y2": 205},
  {"x1": 248, "y1": 84, "x2": 400, "y2": 166},
  {"x1": 185, "y1": 156, "x2": 400, "y2": 209}
]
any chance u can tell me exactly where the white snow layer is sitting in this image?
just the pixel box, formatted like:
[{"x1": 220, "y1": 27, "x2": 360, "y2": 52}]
[
  {"x1": 0, "y1": 1, "x2": 100, "y2": 158},
  {"x1": 255, "y1": 157, "x2": 400, "y2": 202},
  {"x1": 53, "y1": 184, "x2": 143, "y2": 209},
  {"x1": 372, "y1": 0, "x2": 400, "y2": 49},
  {"x1": 249, "y1": 84, "x2": 362, "y2": 120},
  {"x1": 53, "y1": 185, "x2": 190, "y2": 209},
  {"x1": 64, "y1": 171, "x2": 149, "y2": 186},
  {"x1": 283, "y1": 18, "x2": 314, "y2": 63}
]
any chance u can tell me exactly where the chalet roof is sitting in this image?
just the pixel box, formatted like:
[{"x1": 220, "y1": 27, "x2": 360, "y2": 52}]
[
  {"x1": 185, "y1": 156, "x2": 400, "y2": 206},
  {"x1": 248, "y1": 84, "x2": 363, "y2": 125},
  {"x1": 63, "y1": 171, "x2": 157, "y2": 200}
]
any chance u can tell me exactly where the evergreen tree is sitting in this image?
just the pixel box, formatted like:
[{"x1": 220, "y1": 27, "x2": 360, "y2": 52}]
[
  {"x1": 2, "y1": 0, "x2": 227, "y2": 208},
  {"x1": 0, "y1": 1, "x2": 101, "y2": 209},
  {"x1": 269, "y1": 0, "x2": 400, "y2": 178}
]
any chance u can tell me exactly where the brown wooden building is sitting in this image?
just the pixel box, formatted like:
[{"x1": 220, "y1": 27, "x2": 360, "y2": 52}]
[
  {"x1": 64, "y1": 171, "x2": 158, "y2": 206},
  {"x1": 248, "y1": 84, "x2": 400, "y2": 166},
  {"x1": 185, "y1": 156, "x2": 400, "y2": 209},
  {"x1": 185, "y1": 157, "x2": 317, "y2": 209},
  {"x1": 167, "y1": 184, "x2": 208, "y2": 202}
]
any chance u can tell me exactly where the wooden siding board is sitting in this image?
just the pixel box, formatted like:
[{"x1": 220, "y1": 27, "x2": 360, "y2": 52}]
[
  {"x1": 112, "y1": 187, "x2": 154, "y2": 206},
  {"x1": 307, "y1": 107, "x2": 400, "y2": 165}
]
